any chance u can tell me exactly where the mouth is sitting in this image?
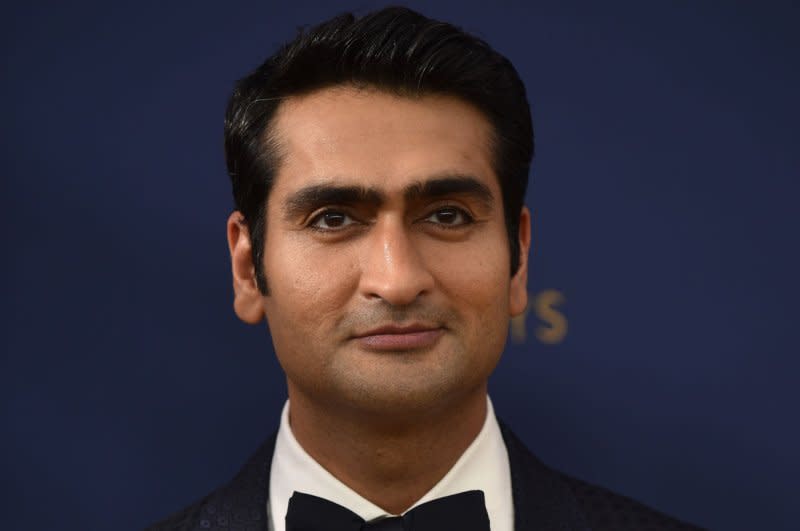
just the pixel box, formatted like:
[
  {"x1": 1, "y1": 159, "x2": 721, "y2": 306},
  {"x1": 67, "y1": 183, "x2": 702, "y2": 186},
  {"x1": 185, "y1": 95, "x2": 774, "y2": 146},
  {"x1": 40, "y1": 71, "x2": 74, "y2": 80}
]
[{"x1": 352, "y1": 324, "x2": 445, "y2": 351}]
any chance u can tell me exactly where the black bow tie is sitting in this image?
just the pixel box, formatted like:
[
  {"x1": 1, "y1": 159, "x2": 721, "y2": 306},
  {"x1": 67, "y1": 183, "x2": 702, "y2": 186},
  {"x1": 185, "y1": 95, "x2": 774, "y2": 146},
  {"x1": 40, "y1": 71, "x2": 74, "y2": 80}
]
[{"x1": 285, "y1": 490, "x2": 490, "y2": 531}]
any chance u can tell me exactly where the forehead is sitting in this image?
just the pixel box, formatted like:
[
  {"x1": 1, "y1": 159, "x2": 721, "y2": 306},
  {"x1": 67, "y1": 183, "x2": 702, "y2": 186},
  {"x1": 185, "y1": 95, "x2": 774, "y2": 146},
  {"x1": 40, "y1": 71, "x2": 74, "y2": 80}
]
[{"x1": 267, "y1": 86, "x2": 498, "y2": 198}]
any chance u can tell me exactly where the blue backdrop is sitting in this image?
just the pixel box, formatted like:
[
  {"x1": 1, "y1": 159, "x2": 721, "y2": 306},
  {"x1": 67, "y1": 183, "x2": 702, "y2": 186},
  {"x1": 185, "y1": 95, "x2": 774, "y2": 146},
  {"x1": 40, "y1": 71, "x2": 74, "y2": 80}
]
[{"x1": 3, "y1": 1, "x2": 798, "y2": 529}]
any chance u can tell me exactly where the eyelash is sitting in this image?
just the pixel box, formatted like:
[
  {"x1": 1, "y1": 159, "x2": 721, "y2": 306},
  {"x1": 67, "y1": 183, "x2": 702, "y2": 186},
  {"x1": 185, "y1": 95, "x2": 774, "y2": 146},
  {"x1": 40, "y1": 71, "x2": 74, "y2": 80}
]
[
  {"x1": 306, "y1": 206, "x2": 475, "y2": 232},
  {"x1": 307, "y1": 210, "x2": 356, "y2": 231},
  {"x1": 422, "y1": 206, "x2": 475, "y2": 229}
]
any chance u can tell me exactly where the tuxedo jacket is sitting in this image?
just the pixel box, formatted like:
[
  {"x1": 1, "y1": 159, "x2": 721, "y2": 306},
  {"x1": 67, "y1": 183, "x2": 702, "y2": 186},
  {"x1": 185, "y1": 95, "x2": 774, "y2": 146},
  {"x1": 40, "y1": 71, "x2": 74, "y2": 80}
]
[{"x1": 147, "y1": 421, "x2": 702, "y2": 530}]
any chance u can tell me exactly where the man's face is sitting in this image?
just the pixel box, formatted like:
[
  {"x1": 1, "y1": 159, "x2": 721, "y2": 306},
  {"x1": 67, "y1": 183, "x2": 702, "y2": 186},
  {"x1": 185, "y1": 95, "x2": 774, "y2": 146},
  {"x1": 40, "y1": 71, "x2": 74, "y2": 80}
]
[{"x1": 229, "y1": 86, "x2": 529, "y2": 419}]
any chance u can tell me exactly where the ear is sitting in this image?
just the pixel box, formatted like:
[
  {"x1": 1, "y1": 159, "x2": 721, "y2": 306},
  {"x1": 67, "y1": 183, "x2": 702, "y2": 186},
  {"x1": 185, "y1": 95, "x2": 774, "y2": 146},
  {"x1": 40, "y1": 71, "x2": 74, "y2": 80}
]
[
  {"x1": 509, "y1": 206, "x2": 531, "y2": 317},
  {"x1": 227, "y1": 211, "x2": 266, "y2": 324}
]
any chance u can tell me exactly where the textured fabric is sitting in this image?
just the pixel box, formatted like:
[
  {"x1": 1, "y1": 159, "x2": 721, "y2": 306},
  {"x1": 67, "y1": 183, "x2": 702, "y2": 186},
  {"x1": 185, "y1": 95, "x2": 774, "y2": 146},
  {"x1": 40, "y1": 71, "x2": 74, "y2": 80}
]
[
  {"x1": 284, "y1": 490, "x2": 490, "y2": 530},
  {"x1": 146, "y1": 421, "x2": 706, "y2": 530},
  {"x1": 498, "y1": 423, "x2": 704, "y2": 531},
  {"x1": 269, "y1": 397, "x2": 512, "y2": 531},
  {"x1": 145, "y1": 433, "x2": 273, "y2": 531}
]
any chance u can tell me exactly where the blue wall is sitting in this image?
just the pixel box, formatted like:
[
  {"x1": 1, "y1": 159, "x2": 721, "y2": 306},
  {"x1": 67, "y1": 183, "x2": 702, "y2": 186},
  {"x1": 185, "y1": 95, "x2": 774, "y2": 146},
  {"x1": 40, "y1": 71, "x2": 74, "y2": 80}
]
[{"x1": 3, "y1": 1, "x2": 798, "y2": 529}]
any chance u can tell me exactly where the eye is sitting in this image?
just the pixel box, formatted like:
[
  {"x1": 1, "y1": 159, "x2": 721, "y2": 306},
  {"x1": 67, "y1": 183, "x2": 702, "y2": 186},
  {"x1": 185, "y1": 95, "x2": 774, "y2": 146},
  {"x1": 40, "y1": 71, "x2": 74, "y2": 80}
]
[
  {"x1": 309, "y1": 210, "x2": 356, "y2": 230},
  {"x1": 424, "y1": 207, "x2": 473, "y2": 227}
]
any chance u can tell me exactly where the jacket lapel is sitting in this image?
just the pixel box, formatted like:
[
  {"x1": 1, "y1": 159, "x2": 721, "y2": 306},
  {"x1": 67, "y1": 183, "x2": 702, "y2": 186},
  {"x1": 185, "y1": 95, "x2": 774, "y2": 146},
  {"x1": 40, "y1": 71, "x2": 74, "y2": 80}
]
[
  {"x1": 197, "y1": 432, "x2": 275, "y2": 530},
  {"x1": 500, "y1": 421, "x2": 591, "y2": 530}
]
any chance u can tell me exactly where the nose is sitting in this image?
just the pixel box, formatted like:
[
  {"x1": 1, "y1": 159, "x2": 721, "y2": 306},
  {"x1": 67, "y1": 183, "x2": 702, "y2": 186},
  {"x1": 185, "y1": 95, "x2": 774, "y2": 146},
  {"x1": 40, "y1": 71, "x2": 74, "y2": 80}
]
[{"x1": 358, "y1": 217, "x2": 435, "y2": 306}]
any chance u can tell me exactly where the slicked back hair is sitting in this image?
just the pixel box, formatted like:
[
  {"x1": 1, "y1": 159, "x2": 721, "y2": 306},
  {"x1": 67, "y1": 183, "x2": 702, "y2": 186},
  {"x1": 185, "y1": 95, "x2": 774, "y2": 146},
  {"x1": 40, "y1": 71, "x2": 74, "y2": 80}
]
[{"x1": 225, "y1": 6, "x2": 533, "y2": 294}]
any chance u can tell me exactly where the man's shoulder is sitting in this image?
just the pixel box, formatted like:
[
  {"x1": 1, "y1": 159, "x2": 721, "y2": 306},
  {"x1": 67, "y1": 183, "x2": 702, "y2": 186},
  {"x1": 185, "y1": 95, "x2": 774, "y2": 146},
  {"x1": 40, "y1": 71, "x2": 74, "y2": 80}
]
[
  {"x1": 145, "y1": 433, "x2": 276, "y2": 531},
  {"x1": 145, "y1": 496, "x2": 206, "y2": 531},
  {"x1": 500, "y1": 420, "x2": 704, "y2": 530},
  {"x1": 554, "y1": 470, "x2": 703, "y2": 530}
]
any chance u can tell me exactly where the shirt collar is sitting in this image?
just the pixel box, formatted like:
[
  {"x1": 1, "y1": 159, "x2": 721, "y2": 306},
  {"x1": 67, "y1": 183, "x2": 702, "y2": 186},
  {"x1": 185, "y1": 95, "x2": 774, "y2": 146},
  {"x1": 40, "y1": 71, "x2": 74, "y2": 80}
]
[{"x1": 268, "y1": 395, "x2": 513, "y2": 531}]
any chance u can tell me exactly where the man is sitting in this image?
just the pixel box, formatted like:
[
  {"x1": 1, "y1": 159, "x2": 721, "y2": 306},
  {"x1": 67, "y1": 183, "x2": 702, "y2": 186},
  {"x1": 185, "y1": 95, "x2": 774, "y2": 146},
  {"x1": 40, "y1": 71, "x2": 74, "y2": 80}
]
[{"x1": 149, "y1": 7, "x2": 701, "y2": 531}]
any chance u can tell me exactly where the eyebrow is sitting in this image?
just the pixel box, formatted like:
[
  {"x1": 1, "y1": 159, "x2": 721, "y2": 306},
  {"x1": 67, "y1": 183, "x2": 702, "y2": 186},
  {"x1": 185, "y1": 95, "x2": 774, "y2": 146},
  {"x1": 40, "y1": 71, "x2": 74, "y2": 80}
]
[
  {"x1": 403, "y1": 175, "x2": 494, "y2": 208},
  {"x1": 283, "y1": 184, "x2": 384, "y2": 221},
  {"x1": 282, "y1": 174, "x2": 494, "y2": 221}
]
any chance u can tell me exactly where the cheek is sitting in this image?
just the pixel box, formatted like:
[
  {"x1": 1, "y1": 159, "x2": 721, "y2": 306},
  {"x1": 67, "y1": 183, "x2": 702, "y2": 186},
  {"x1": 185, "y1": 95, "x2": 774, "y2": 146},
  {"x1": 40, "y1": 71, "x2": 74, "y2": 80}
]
[
  {"x1": 425, "y1": 237, "x2": 511, "y2": 309},
  {"x1": 264, "y1": 240, "x2": 359, "y2": 321}
]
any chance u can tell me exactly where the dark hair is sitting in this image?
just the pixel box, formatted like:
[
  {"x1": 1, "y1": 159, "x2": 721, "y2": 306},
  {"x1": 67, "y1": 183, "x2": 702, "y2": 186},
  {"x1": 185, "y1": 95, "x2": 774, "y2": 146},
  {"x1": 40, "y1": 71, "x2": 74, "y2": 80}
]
[{"x1": 225, "y1": 6, "x2": 533, "y2": 294}]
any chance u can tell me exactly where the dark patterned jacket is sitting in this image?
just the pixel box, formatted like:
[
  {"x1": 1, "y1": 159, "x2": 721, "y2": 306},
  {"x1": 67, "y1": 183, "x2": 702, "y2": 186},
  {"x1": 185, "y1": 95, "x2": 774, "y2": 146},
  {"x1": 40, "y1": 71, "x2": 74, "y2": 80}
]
[{"x1": 147, "y1": 422, "x2": 703, "y2": 530}]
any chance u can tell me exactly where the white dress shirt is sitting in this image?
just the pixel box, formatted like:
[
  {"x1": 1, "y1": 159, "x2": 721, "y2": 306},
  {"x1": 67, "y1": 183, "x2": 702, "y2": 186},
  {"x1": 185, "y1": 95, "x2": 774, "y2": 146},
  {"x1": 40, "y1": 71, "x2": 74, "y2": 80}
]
[{"x1": 268, "y1": 395, "x2": 513, "y2": 531}]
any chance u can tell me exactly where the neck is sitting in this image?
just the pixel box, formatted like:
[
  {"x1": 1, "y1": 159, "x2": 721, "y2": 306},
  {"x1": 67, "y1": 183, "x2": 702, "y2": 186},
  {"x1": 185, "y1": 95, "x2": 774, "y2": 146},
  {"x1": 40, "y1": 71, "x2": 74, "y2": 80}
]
[{"x1": 286, "y1": 385, "x2": 488, "y2": 515}]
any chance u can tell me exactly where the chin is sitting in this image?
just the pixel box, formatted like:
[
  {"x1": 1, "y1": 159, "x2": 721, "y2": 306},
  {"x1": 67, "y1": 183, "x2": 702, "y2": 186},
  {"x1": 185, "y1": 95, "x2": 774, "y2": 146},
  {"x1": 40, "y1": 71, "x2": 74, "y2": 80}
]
[{"x1": 334, "y1": 374, "x2": 481, "y2": 421}]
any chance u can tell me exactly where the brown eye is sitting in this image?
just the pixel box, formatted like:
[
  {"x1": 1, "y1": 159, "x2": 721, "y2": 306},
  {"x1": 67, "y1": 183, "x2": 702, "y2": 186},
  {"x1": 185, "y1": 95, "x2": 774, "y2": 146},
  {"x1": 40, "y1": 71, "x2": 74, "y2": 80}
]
[
  {"x1": 310, "y1": 210, "x2": 354, "y2": 230},
  {"x1": 425, "y1": 207, "x2": 472, "y2": 226}
]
